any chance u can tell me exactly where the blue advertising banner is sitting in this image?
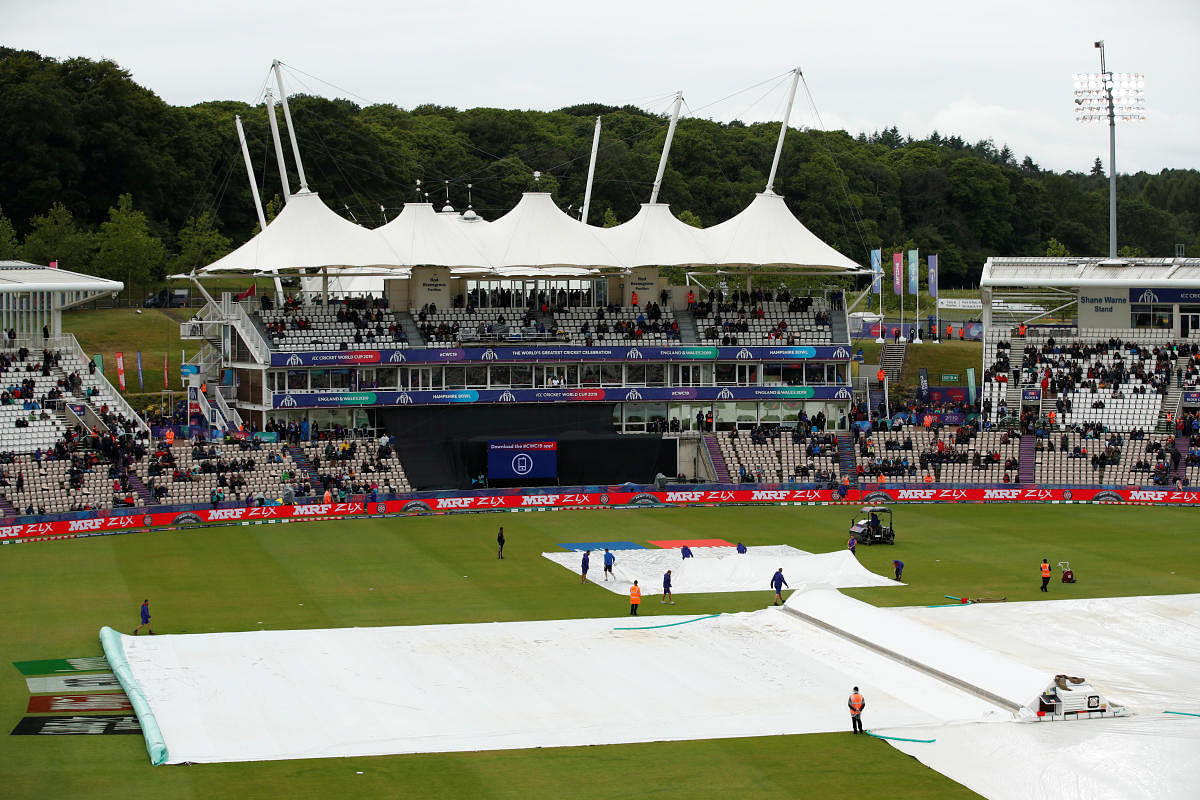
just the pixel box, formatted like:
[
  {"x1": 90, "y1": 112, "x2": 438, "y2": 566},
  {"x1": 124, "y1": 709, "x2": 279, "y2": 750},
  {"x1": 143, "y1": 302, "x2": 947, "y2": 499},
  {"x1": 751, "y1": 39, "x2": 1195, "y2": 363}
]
[
  {"x1": 487, "y1": 440, "x2": 558, "y2": 480},
  {"x1": 1022, "y1": 388, "x2": 1043, "y2": 402},
  {"x1": 269, "y1": 344, "x2": 855, "y2": 367},
  {"x1": 870, "y1": 249, "x2": 882, "y2": 295},
  {"x1": 928, "y1": 254, "x2": 938, "y2": 298},
  {"x1": 1128, "y1": 288, "x2": 1200, "y2": 304},
  {"x1": 1182, "y1": 392, "x2": 1200, "y2": 405},
  {"x1": 907, "y1": 249, "x2": 919, "y2": 296},
  {"x1": 271, "y1": 384, "x2": 857, "y2": 409}
]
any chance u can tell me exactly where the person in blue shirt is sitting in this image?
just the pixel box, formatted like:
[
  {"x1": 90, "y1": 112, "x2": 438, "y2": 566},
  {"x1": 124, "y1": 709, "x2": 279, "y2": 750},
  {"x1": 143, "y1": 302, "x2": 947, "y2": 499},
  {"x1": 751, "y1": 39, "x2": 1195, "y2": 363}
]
[
  {"x1": 133, "y1": 599, "x2": 153, "y2": 635},
  {"x1": 736, "y1": 542, "x2": 747, "y2": 554},
  {"x1": 893, "y1": 560, "x2": 904, "y2": 581},
  {"x1": 681, "y1": 545, "x2": 693, "y2": 559},
  {"x1": 580, "y1": 550, "x2": 590, "y2": 583},
  {"x1": 771, "y1": 568, "x2": 789, "y2": 605},
  {"x1": 603, "y1": 549, "x2": 615, "y2": 581},
  {"x1": 661, "y1": 570, "x2": 674, "y2": 604}
]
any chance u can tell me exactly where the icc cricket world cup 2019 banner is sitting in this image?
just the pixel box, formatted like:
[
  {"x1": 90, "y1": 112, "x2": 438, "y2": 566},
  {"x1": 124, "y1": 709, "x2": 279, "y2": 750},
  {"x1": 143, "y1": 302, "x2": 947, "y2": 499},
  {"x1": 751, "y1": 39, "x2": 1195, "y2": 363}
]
[
  {"x1": 893, "y1": 253, "x2": 903, "y2": 295},
  {"x1": 115, "y1": 352, "x2": 126, "y2": 391}
]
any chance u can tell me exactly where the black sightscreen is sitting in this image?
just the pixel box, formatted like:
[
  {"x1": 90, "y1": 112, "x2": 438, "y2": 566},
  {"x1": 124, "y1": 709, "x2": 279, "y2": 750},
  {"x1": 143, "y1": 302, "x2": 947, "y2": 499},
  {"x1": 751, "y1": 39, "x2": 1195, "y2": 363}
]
[{"x1": 378, "y1": 404, "x2": 675, "y2": 489}]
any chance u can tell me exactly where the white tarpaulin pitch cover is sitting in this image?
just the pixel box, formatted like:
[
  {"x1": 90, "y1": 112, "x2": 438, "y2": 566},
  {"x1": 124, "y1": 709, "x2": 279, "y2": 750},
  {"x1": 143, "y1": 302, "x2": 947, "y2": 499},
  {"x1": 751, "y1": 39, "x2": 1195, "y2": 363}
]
[
  {"x1": 540, "y1": 545, "x2": 900, "y2": 595},
  {"x1": 110, "y1": 592, "x2": 1200, "y2": 800}
]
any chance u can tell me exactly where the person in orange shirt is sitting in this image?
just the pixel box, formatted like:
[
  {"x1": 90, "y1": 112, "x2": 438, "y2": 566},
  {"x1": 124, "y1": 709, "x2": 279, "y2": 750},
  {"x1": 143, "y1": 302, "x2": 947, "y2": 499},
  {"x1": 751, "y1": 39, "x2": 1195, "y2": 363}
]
[
  {"x1": 629, "y1": 581, "x2": 641, "y2": 615},
  {"x1": 848, "y1": 686, "x2": 866, "y2": 733},
  {"x1": 323, "y1": 487, "x2": 332, "y2": 504}
]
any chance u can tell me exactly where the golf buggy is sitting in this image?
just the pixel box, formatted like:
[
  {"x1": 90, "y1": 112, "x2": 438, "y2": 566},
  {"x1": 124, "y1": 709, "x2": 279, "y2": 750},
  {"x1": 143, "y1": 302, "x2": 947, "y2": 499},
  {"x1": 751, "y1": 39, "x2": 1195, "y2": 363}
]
[{"x1": 849, "y1": 506, "x2": 895, "y2": 545}]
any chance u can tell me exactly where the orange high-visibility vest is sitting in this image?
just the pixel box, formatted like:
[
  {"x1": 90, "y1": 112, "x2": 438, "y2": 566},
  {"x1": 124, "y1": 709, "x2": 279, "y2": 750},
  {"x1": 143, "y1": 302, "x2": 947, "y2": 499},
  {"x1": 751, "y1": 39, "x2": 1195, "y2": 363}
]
[
  {"x1": 1040, "y1": 562, "x2": 1052, "y2": 578},
  {"x1": 630, "y1": 585, "x2": 641, "y2": 604},
  {"x1": 849, "y1": 693, "x2": 865, "y2": 713}
]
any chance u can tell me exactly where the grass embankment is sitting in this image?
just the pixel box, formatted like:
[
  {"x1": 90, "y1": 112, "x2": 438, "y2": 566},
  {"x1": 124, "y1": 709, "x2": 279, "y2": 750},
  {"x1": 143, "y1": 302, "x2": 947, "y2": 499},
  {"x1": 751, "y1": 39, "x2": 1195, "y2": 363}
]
[
  {"x1": 61, "y1": 307, "x2": 198, "y2": 411},
  {"x1": 852, "y1": 339, "x2": 982, "y2": 398},
  {"x1": 2, "y1": 504, "x2": 1196, "y2": 800}
]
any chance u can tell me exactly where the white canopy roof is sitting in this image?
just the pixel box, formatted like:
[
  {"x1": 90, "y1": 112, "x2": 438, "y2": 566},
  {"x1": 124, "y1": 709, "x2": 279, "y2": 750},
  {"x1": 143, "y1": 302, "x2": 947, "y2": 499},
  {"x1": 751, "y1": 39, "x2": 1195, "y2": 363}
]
[
  {"x1": 700, "y1": 192, "x2": 863, "y2": 271},
  {"x1": 0, "y1": 261, "x2": 124, "y2": 294},
  {"x1": 981, "y1": 257, "x2": 1200, "y2": 289},
  {"x1": 471, "y1": 193, "x2": 622, "y2": 269},
  {"x1": 378, "y1": 203, "x2": 493, "y2": 268},
  {"x1": 201, "y1": 191, "x2": 401, "y2": 273},
  {"x1": 196, "y1": 190, "x2": 867, "y2": 278},
  {"x1": 598, "y1": 203, "x2": 714, "y2": 267}
]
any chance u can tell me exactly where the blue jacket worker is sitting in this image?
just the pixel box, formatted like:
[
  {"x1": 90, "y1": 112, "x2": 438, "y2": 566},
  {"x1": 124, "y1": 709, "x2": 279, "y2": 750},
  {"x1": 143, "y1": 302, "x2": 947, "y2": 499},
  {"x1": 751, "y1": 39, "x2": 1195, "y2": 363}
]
[{"x1": 771, "y1": 568, "x2": 789, "y2": 605}]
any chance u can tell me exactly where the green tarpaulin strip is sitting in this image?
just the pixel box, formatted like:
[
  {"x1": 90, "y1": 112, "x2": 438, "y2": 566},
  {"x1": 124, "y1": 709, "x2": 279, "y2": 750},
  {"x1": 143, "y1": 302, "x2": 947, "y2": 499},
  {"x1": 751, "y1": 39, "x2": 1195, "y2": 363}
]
[
  {"x1": 13, "y1": 657, "x2": 110, "y2": 676},
  {"x1": 1163, "y1": 710, "x2": 1200, "y2": 718},
  {"x1": 614, "y1": 614, "x2": 720, "y2": 631},
  {"x1": 867, "y1": 731, "x2": 936, "y2": 743},
  {"x1": 99, "y1": 627, "x2": 168, "y2": 765}
]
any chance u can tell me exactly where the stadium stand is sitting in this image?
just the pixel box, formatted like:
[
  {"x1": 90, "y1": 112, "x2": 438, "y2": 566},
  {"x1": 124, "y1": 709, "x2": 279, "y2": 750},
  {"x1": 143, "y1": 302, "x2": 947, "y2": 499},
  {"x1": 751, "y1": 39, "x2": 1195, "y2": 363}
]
[
  {"x1": 713, "y1": 427, "x2": 840, "y2": 484},
  {"x1": 259, "y1": 301, "x2": 409, "y2": 351},
  {"x1": 693, "y1": 291, "x2": 835, "y2": 346},
  {"x1": 556, "y1": 303, "x2": 678, "y2": 345}
]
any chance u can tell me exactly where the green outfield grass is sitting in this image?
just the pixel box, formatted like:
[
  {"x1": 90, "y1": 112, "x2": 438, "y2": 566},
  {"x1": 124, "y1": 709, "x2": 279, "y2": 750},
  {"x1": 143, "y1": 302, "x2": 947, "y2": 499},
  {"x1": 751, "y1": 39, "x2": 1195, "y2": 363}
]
[{"x1": 3, "y1": 504, "x2": 1198, "y2": 800}]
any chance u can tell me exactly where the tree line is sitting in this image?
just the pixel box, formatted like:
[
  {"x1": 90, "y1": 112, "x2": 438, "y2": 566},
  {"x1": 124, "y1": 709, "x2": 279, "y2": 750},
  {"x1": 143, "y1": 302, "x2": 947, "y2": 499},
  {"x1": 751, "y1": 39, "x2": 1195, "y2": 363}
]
[{"x1": 1, "y1": 47, "x2": 1197, "y2": 294}]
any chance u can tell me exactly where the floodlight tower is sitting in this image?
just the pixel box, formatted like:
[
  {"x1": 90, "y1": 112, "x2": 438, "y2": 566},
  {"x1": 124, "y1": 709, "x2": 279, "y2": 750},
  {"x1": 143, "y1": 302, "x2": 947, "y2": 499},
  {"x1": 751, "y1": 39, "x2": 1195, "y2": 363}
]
[{"x1": 1072, "y1": 41, "x2": 1145, "y2": 258}]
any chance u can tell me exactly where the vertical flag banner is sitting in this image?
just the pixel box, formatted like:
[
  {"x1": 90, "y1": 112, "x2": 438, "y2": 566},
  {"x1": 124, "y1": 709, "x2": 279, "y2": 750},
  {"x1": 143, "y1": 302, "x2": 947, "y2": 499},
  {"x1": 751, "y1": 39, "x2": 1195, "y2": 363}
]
[
  {"x1": 163, "y1": 353, "x2": 168, "y2": 390},
  {"x1": 907, "y1": 249, "x2": 919, "y2": 296},
  {"x1": 928, "y1": 254, "x2": 939, "y2": 298},
  {"x1": 870, "y1": 249, "x2": 882, "y2": 295},
  {"x1": 892, "y1": 253, "x2": 903, "y2": 295},
  {"x1": 92, "y1": 354, "x2": 104, "y2": 374},
  {"x1": 136, "y1": 351, "x2": 144, "y2": 390},
  {"x1": 115, "y1": 352, "x2": 126, "y2": 391}
]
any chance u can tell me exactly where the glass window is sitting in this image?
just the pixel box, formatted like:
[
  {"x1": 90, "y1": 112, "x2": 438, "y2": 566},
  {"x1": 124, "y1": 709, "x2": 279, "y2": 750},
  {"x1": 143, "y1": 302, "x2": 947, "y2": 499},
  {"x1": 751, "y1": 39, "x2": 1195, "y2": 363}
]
[
  {"x1": 444, "y1": 366, "x2": 466, "y2": 388},
  {"x1": 646, "y1": 363, "x2": 666, "y2": 386},
  {"x1": 310, "y1": 369, "x2": 330, "y2": 390},
  {"x1": 464, "y1": 366, "x2": 488, "y2": 387},
  {"x1": 329, "y1": 369, "x2": 352, "y2": 390},
  {"x1": 736, "y1": 402, "x2": 757, "y2": 424},
  {"x1": 489, "y1": 366, "x2": 510, "y2": 388},
  {"x1": 581, "y1": 364, "x2": 600, "y2": 385},
  {"x1": 626, "y1": 364, "x2": 648, "y2": 385},
  {"x1": 511, "y1": 365, "x2": 533, "y2": 387},
  {"x1": 287, "y1": 370, "x2": 307, "y2": 390},
  {"x1": 761, "y1": 402, "x2": 782, "y2": 423},
  {"x1": 715, "y1": 363, "x2": 736, "y2": 385},
  {"x1": 713, "y1": 401, "x2": 738, "y2": 430}
]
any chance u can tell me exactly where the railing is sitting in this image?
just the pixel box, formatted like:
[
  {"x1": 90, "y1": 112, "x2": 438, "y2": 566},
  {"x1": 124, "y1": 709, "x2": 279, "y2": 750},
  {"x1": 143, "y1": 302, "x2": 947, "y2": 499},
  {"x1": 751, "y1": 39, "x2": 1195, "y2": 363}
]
[
  {"x1": 228, "y1": 300, "x2": 272, "y2": 364},
  {"x1": 213, "y1": 390, "x2": 242, "y2": 430},
  {"x1": 59, "y1": 332, "x2": 150, "y2": 434}
]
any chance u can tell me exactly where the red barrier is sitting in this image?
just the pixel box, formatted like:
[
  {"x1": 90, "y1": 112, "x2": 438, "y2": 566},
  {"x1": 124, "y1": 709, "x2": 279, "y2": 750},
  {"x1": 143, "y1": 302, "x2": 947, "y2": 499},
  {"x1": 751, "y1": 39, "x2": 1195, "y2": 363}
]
[{"x1": 2, "y1": 487, "x2": 1197, "y2": 543}]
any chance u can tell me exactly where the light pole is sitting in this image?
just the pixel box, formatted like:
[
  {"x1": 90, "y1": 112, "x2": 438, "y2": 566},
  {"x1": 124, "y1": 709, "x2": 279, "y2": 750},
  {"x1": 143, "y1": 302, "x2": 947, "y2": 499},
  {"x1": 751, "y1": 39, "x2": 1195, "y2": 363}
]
[{"x1": 1073, "y1": 41, "x2": 1145, "y2": 258}]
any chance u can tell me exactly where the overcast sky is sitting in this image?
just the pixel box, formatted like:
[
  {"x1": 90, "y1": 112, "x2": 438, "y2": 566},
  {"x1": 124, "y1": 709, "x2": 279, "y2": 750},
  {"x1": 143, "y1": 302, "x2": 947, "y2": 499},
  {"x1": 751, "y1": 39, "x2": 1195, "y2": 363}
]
[{"x1": 5, "y1": 0, "x2": 1198, "y2": 175}]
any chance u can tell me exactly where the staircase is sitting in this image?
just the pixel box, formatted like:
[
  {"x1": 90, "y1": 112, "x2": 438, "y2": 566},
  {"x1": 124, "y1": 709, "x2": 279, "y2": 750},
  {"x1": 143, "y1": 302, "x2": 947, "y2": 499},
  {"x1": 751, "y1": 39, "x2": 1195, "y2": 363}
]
[
  {"x1": 0, "y1": 492, "x2": 19, "y2": 519},
  {"x1": 829, "y1": 306, "x2": 850, "y2": 344},
  {"x1": 1156, "y1": 387, "x2": 1182, "y2": 433},
  {"x1": 1018, "y1": 435, "x2": 1037, "y2": 484},
  {"x1": 867, "y1": 386, "x2": 887, "y2": 419},
  {"x1": 702, "y1": 435, "x2": 731, "y2": 483},
  {"x1": 288, "y1": 446, "x2": 321, "y2": 484},
  {"x1": 1171, "y1": 437, "x2": 1187, "y2": 481},
  {"x1": 126, "y1": 474, "x2": 155, "y2": 506},
  {"x1": 674, "y1": 310, "x2": 699, "y2": 344},
  {"x1": 879, "y1": 341, "x2": 907, "y2": 383},
  {"x1": 397, "y1": 310, "x2": 425, "y2": 347},
  {"x1": 836, "y1": 432, "x2": 857, "y2": 486}
]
